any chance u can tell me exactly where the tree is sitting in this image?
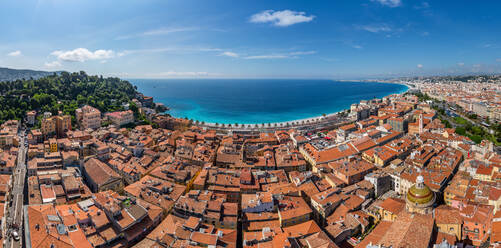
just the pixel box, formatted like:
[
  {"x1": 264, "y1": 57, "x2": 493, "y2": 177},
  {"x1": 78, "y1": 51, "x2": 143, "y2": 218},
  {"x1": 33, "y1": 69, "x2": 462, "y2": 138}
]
[
  {"x1": 455, "y1": 127, "x2": 466, "y2": 136},
  {"x1": 468, "y1": 114, "x2": 478, "y2": 120},
  {"x1": 0, "y1": 72, "x2": 138, "y2": 125},
  {"x1": 470, "y1": 135, "x2": 482, "y2": 144},
  {"x1": 441, "y1": 119, "x2": 452, "y2": 128}
]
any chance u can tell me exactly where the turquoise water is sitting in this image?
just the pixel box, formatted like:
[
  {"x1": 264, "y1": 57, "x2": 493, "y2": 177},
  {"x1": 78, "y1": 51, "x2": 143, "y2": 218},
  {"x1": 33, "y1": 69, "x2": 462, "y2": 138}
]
[{"x1": 130, "y1": 79, "x2": 408, "y2": 124}]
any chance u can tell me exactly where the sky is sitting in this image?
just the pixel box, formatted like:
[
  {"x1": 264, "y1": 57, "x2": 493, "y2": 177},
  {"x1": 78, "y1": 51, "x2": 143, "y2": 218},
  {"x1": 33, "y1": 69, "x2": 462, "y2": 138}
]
[{"x1": 1, "y1": 0, "x2": 501, "y2": 79}]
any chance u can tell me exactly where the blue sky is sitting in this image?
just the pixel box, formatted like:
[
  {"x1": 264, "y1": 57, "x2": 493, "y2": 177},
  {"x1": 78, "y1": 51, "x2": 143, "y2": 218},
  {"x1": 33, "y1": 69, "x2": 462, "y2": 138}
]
[{"x1": 1, "y1": 0, "x2": 501, "y2": 79}]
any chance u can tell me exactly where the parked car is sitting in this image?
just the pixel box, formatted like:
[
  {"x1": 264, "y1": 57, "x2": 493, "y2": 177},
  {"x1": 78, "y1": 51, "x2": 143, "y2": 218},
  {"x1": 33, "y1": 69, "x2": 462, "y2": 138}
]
[{"x1": 12, "y1": 231, "x2": 19, "y2": 241}]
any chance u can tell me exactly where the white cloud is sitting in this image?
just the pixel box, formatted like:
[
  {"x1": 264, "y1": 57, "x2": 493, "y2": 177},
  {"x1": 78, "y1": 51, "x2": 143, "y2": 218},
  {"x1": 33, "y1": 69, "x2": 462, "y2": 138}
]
[
  {"x1": 371, "y1": 0, "x2": 402, "y2": 8},
  {"x1": 118, "y1": 47, "x2": 222, "y2": 56},
  {"x1": 249, "y1": 10, "x2": 315, "y2": 27},
  {"x1": 198, "y1": 48, "x2": 223, "y2": 52},
  {"x1": 44, "y1": 61, "x2": 62, "y2": 68},
  {"x1": 219, "y1": 51, "x2": 239, "y2": 58},
  {"x1": 51, "y1": 48, "x2": 114, "y2": 62},
  {"x1": 357, "y1": 24, "x2": 392, "y2": 33},
  {"x1": 7, "y1": 50, "x2": 21, "y2": 57},
  {"x1": 143, "y1": 27, "x2": 197, "y2": 36},
  {"x1": 289, "y1": 51, "x2": 317, "y2": 55},
  {"x1": 243, "y1": 50, "x2": 316, "y2": 60},
  {"x1": 160, "y1": 71, "x2": 209, "y2": 76},
  {"x1": 496, "y1": 58, "x2": 501, "y2": 62},
  {"x1": 148, "y1": 71, "x2": 222, "y2": 78},
  {"x1": 351, "y1": 45, "x2": 363, "y2": 49},
  {"x1": 244, "y1": 55, "x2": 289, "y2": 60},
  {"x1": 417, "y1": 64, "x2": 423, "y2": 68},
  {"x1": 116, "y1": 27, "x2": 198, "y2": 40},
  {"x1": 457, "y1": 62, "x2": 465, "y2": 67}
]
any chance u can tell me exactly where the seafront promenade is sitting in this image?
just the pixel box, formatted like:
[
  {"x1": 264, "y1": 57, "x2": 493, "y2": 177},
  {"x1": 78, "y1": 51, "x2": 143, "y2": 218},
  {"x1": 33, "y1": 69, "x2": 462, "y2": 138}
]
[{"x1": 195, "y1": 110, "x2": 352, "y2": 132}]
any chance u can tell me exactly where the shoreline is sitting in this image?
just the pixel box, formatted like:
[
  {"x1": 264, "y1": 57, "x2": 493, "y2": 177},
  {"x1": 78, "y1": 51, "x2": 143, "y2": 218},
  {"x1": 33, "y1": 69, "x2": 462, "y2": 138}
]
[
  {"x1": 194, "y1": 110, "x2": 347, "y2": 130},
  {"x1": 144, "y1": 80, "x2": 410, "y2": 128}
]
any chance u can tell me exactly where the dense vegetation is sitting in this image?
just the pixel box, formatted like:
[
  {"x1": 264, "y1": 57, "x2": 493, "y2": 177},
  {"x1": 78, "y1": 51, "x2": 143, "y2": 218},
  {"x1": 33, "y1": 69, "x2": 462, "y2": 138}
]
[
  {"x1": 452, "y1": 116, "x2": 501, "y2": 145},
  {"x1": 0, "y1": 67, "x2": 60, "y2": 82},
  {"x1": 434, "y1": 105, "x2": 501, "y2": 145},
  {"x1": 412, "y1": 92, "x2": 432, "y2": 102},
  {"x1": 414, "y1": 92, "x2": 500, "y2": 145},
  {"x1": 0, "y1": 71, "x2": 138, "y2": 125}
]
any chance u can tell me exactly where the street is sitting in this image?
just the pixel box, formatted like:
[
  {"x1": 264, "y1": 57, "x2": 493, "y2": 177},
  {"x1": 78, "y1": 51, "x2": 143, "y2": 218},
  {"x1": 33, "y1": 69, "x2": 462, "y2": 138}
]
[{"x1": 4, "y1": 130, "x2": 27, "y2": 248}]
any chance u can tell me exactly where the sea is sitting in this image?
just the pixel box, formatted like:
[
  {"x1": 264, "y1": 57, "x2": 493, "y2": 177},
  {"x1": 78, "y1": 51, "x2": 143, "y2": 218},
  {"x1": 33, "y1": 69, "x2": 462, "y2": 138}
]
[{"x1": 130, "y1": 79, "x2": 408, "y2": 124}]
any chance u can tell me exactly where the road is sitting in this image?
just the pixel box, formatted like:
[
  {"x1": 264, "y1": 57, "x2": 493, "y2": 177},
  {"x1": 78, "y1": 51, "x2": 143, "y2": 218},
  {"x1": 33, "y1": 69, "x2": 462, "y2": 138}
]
[
  {"x1": 4, "y1": 130, "x2": 27, "y2": 248},
  {"x1": 435, "y1": 102, "x2": 501, "y2": 153}
]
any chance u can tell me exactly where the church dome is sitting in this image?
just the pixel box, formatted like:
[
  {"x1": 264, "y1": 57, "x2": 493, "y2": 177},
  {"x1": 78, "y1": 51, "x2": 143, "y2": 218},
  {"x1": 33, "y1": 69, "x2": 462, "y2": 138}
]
[
  {"x1": 407, "y1": 184, "x2": 434, "y2": 204},
  {"x1": 405, "y1": 175, "x2": 435, "y2": 213}
]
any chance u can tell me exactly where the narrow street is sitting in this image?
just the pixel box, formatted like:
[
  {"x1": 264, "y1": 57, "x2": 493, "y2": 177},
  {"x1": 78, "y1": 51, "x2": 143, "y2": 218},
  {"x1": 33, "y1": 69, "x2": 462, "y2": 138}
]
[{"x1": 4, "y1": 129, "x2": 27, "y2": 248}]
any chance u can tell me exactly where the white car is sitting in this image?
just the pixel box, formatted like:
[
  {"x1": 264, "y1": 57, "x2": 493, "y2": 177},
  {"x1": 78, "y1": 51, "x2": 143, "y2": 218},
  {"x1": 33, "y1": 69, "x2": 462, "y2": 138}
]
[{"x1": 12, "y1": 231, "x2": 19, "y2": 241}]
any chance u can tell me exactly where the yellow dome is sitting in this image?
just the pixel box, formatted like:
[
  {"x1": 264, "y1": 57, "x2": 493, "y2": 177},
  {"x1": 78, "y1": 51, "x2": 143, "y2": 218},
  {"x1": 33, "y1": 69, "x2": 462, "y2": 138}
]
[{"x1": 406, "y1": 184, "x2": 434, "y2": 205}]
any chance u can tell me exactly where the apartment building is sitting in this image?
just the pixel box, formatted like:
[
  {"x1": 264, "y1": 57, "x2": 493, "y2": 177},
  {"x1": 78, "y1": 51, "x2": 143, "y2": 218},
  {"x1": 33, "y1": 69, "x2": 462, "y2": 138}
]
[
  {"x1": 41, "y1": 113, "x2": 72, "y2": 138},
  {"x1": 76, "y1": 105, "x2": 102, "y2": 130},
  {"x1": 106, "y1": 110, "x2": 134, "y2": 127}
]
